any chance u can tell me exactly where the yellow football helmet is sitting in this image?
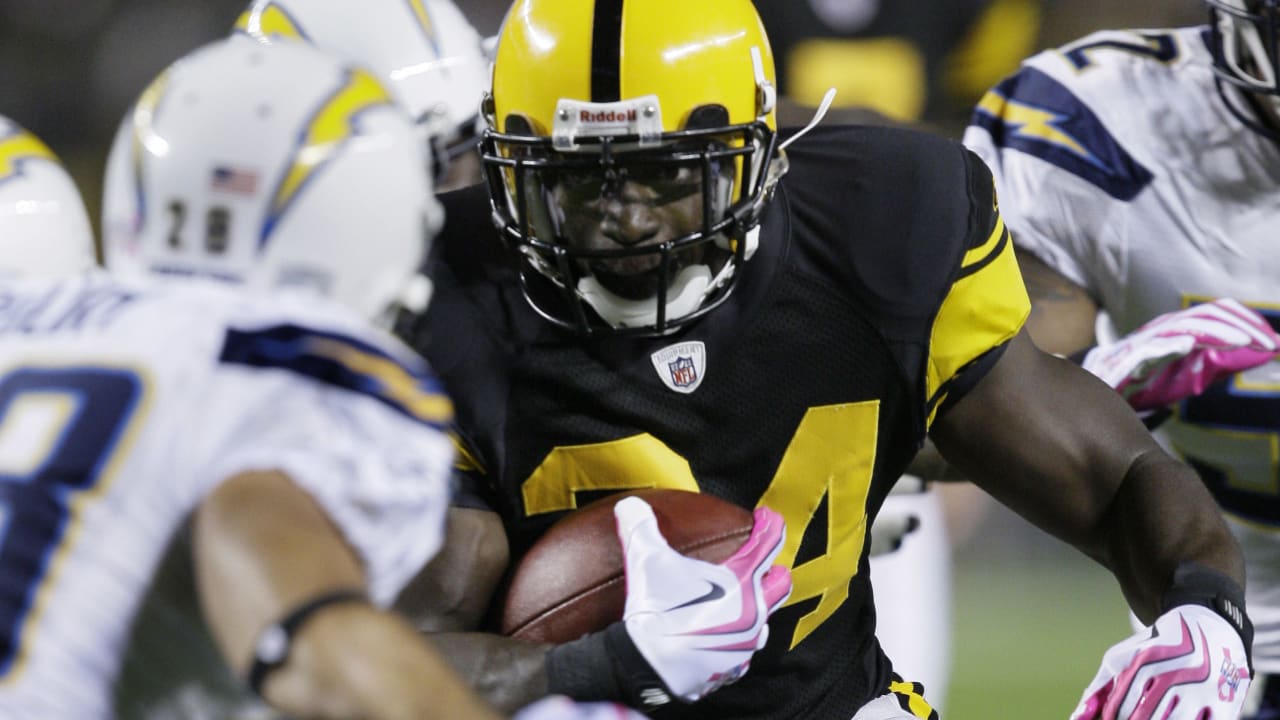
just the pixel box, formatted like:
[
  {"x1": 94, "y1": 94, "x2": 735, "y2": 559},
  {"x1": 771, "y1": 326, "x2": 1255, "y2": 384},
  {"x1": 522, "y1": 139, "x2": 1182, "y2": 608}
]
[{"x1": 481, "y1": 0, "x2": 785, "y2": 336}]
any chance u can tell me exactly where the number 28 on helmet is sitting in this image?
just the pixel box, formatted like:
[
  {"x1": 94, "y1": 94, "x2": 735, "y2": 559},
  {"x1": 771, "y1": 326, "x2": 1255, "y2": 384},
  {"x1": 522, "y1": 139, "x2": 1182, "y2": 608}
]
[{"x1": 481, "y1": 0, "x2": 786, "y2": 337}]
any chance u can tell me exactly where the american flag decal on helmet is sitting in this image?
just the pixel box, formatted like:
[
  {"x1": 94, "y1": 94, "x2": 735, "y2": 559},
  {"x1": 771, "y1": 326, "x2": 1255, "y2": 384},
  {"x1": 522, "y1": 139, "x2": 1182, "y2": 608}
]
[{"x1": 211, "y1": 165, "x2": 259, "y2": 195}]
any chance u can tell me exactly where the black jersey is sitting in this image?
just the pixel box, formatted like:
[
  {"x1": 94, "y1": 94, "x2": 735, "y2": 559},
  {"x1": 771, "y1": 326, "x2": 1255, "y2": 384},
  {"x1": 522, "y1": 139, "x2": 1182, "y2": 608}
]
[{"x1": 404, "y1": 124, "x2": 1029, "y2": 719}]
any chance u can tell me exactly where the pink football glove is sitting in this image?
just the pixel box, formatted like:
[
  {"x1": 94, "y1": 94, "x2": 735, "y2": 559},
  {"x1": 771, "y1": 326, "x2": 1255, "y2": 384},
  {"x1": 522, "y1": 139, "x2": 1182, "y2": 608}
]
[
  {"x1": 513, "y1": 696, "x2": 647, "y2": 720},
  {"x1": 1071, "y1": 605, "x2": 1251, "y2": 720},
  {"x1": 614, "y1": 496, "x2": 792, "y2": 704},
  {"x1": 1082, "y1": 298, "x2": 1279, "y2": 411}
]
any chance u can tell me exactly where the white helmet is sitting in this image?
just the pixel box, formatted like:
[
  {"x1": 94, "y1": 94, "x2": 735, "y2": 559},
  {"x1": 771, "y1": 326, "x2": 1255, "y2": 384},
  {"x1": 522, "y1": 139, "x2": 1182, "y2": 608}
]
[
  {"x1": 0, "y1": 116, "x2": 95, "y2": 276},
  {"x1": 1207, "y1": 0, "x2": 1280, "y2": 138},
  {"x1": 234, "y1": 0, "x2": 488, "y2": 185},
  {"x1": 102, "y1": 36, "x2": 441, "y2": 323}
]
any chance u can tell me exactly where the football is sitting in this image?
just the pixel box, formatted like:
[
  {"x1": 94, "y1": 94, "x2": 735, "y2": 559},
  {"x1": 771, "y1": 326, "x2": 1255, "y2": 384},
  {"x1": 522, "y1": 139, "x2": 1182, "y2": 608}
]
[{"x1": 500, "y1": 488, "x2": 756, "y2": 643}]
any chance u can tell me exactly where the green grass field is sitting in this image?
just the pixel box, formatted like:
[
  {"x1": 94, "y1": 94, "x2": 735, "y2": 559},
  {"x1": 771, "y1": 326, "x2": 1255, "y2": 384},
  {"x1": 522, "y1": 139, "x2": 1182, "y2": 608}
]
[{"x1": 944, "y1": 513, "x2": 1133, "y2": 719}]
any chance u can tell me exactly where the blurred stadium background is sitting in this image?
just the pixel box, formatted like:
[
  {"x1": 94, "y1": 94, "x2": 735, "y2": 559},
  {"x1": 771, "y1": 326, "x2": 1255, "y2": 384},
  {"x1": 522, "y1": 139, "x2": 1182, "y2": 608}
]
[{"x1": 1, "y1": 0, "x2": 1201, "y2": 716}]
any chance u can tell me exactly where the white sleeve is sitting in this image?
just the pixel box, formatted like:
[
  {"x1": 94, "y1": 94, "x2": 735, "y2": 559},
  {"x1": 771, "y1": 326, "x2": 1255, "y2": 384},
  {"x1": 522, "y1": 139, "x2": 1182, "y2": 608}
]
[
  {"x1": 191, "y1": 320, "x2": 455, "y2": 607},
  {"x1": 963, "y1": 121, "x2": 1115, "y2": 296},
  {"x1": 962, "y1": 49, "x2": 1157, "y2": 299}
]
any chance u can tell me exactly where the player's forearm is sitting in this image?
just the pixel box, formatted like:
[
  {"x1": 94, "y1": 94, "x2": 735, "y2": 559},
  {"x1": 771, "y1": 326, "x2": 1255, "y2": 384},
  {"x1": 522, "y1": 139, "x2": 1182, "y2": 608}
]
[
  {"x1": 932, "y1": 333, "x2": 1244, "y2": 622},
  {"x1": 428, "y1": 632, "x2": 553, "y2": 713},
  {"x1": 265, "y1": 605, "x2": 505, "y2": 720},
  {"x1": 1093, "y1": 449, "x2": 1245, "y2": 625},
  {"x1": 394, "y1": 506, "x2": 510, "y2": 633},
  {"x1": 195, "y1": 471, "x2": 505, "y2": 719}
]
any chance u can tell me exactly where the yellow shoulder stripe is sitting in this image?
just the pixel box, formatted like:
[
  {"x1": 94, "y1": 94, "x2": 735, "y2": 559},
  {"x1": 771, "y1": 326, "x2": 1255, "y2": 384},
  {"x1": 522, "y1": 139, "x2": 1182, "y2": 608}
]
[
  {"x1": 925, "y1": 214, "x2": 1029, "y2": 427},
  {"x1": 961, "y1": 213, "x2": 1007, "y2": 272},
  {"x1": 306, "y1": 337, "x2": 453, "y2": 425}
]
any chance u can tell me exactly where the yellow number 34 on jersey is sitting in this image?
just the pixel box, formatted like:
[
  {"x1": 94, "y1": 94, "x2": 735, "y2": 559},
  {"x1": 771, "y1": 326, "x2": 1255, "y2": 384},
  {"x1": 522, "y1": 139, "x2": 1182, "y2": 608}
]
[{"x1": 522, "y1": 401, "x2": 880, "y2": 650}]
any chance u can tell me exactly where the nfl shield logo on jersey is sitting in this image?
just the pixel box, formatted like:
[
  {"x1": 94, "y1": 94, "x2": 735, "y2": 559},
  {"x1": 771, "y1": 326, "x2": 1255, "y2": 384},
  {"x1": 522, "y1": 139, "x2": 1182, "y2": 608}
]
[{"x1": 650, "y1": 341, "x2": 707, "y2": 394}]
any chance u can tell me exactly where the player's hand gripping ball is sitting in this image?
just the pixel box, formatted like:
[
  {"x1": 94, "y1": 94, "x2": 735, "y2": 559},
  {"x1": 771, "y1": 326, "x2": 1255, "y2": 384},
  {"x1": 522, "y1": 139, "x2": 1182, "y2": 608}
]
[{"x1": 501, "y1": 489, "x2": 772, "y2": 643}]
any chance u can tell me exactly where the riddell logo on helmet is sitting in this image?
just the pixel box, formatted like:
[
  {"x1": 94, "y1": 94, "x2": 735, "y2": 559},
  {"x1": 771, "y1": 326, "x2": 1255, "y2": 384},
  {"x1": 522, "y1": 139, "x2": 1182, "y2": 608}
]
[{"x1": 580, "y1": 109, "x2": 637, "y2": 123}]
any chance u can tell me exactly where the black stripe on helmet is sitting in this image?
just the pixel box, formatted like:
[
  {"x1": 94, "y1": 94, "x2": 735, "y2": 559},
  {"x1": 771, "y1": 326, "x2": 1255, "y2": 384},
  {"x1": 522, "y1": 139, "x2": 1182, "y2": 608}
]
[{"x1": 591, "y1": 0, "x2": 624, "y2": 102}]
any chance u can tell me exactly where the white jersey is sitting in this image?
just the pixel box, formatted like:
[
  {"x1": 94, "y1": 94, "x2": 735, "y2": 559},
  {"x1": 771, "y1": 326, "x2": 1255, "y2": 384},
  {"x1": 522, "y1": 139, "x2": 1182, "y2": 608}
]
[
  {"x1": 964, "y1": 26, "x2": 1280, "y2": 672},
  {"x1": 0, "y1": 272, "x2": 454, "y2": 718}
]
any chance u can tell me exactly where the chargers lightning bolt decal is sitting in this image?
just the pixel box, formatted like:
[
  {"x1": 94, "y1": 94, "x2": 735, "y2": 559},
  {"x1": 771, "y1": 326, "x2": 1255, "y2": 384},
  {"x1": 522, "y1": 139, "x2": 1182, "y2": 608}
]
[
  {"x1": 261, "y1": 69, "x2": 394, "y2": 247},
  {"x1": 0, "y1": 126, "x2": 57, "y2": 187},
  {"x1": 975, "y1": 90, "x2": 1090, "y2": 161},
  {"x1": 969, "y1": 66, "x2": 1153, "y2": 200},
  {"x1": 233, "y1": 2, "x2": 308, "y2": 41},
  {"x1": 407, "y1": 0, "x2": 443, "y2": 58}
]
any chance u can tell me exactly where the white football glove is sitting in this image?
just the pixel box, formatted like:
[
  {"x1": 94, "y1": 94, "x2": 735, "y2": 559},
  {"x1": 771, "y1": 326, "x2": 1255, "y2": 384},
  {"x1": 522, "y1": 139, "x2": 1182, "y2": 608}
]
[
  {"x1": 1070, "y1": 605, "x2": 1251, "y2": 720},
  {"x1": 512, "y1": 696, "x2": 646, "y2": 720},
  {"x1": 615, "y1": 496, "x2": 792, "y2": 705},
  {"x1": 1081, "y1": 298, "x2": 1279, "y2": 411}
]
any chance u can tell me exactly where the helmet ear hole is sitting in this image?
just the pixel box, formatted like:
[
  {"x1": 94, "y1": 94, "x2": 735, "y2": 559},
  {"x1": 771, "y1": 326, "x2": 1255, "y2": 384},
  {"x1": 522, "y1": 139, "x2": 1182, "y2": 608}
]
[
  {"x1": 685, "y1": 105, "x2": 730, "y2": 131},
  {"x1": 504, "y1": 114, "x2": 535, "y2": 136}
]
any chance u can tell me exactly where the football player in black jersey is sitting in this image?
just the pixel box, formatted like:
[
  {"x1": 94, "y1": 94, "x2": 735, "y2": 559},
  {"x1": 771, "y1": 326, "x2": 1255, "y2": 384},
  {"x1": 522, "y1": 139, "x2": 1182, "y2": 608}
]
[{"x1": 396, "y1": 0, "x2": 1255, "y2": 718}]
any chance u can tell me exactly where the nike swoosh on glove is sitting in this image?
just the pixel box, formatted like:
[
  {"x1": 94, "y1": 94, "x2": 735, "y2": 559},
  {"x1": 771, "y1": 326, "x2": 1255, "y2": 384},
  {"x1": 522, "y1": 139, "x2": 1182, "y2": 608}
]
[
  {"x1": 1070, "y1": 605, "x2": 1251, "y2": 720},
  {"x1": 614, "y1": 496, "x2": 792, "y2": 704},
  {"x1": 1082, "y1": 298, "x2": 1279, "y2": 412}
]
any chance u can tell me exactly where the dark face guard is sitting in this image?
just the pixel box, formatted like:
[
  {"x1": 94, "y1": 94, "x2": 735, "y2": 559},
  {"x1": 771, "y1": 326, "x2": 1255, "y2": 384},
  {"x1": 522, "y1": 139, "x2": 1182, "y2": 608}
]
[
  {"x1": 417, "y1": 112, "x2": 482, "y2": 186},
  {"x1": 480, "y1": 121, "x2": 777, "y2": 337},
  {"x1": 1207, "y1": 0, "x2": 1280, "y2": 141}
]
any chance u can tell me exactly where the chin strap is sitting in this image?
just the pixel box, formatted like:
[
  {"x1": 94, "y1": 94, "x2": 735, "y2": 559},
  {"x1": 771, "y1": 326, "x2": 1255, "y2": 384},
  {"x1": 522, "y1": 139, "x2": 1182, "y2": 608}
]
[
  {"x1": 576, "y1": 265, "x2": 712, "y2": 329},
  {"x1": 779, "y1": 88, "x2": 837, "y2": 151}
]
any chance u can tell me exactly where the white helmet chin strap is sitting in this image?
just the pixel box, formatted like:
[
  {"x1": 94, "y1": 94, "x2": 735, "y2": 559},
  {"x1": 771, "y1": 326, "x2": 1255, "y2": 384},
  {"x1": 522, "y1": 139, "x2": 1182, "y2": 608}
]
[
  {"x1": 575, "y1": 225, "x2": 761, "y2": 330},
  {"x1": 780, "y1": 87, "x2": 838, "y2": 151},
  {"x1": 577, "y1": 264, "x2": 714, "y2": 330}
]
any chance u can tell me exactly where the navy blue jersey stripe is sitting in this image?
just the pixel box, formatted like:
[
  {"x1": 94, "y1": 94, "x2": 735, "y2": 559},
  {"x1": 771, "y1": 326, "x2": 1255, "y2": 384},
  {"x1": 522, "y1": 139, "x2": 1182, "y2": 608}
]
[
  {"x1": 219, "y1": 324, "x2": 451, "y2": 428},
  {"x1": 591, "y1": 0, "x2": 624, "y2": 102},
  {"x1": 970, "y1": 67, "x2": 1153, "y2": 200}
]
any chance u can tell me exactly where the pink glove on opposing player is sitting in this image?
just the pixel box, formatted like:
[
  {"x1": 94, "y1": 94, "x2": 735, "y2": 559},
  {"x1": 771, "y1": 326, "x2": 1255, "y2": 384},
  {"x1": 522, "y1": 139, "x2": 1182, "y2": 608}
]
[
  {"x1": 614, "y1": 496, "x2": 792, "y2": 704},
  {"x1": 1070, "y1": 605, "x2": 1251, "y2": 720},
  {"x1": 1081, "y1": 298, "x2": 1279, "y2": 411}
]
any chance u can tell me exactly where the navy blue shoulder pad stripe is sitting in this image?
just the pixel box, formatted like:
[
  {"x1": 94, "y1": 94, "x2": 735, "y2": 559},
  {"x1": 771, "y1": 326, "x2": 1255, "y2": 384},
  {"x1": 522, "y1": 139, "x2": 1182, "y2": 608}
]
[
  {"x1": 220, "y1": 323, "x2": 452, "y2": 428},
  {"x1": 970, "y1": 67, "x2": 1153, "y2": 200}
]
